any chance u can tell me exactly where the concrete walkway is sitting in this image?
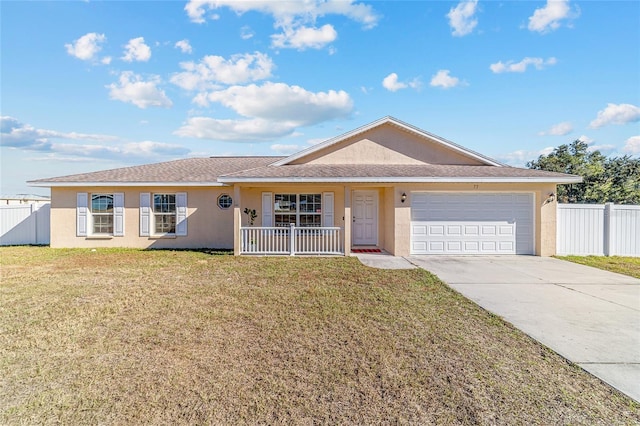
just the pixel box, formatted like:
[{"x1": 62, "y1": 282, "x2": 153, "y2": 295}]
[{"x1": 354, "y1": 253, "x2": 640, "y2": 402}]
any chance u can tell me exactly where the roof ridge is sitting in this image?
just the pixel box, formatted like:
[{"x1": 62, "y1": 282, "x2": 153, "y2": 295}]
[{"x1": 208, "y1": 155, "x2": 284, "y2": 159}]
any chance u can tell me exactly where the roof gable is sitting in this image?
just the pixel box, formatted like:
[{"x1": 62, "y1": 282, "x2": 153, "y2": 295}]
[{"x1": 273, "y1": 117, "x2": 504, "y2": 167}]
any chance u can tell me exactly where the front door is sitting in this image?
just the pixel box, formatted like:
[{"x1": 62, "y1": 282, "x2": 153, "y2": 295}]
[{"x1": 353, "y1": 191, "x2": 378, "y2": 246}]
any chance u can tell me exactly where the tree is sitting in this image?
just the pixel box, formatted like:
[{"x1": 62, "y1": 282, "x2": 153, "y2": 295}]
[{"x1": 527, "y1": 140, "x2": 640, "y2": 204}]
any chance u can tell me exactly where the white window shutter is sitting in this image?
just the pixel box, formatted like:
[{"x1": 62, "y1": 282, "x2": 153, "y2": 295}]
[
  {"x1": 176, "y1": 192, "x2": 188, "y2": 236},
  {"x1": 262, "y1": 192, "x2": 273, "y2": 226},
  {"x1": 77, "y1": 192, "x2": 88, "y2": 237},
  {"x1": 140, "y1": 193, "x2": 150, "y2": 237},
  {"x1": 113, "y1": 193, "x2": 125, "y2": 237},
  {"x1": 323, "y1": 192, "x2": 334, "y2": 226}
]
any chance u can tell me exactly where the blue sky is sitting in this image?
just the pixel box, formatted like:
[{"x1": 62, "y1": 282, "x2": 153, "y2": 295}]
[{"x1": 1, "y1": 0, "x2": 639, "y2": 195}]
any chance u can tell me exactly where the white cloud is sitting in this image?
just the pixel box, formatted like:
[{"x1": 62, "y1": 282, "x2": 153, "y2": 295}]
[
  {"x1": 382, "y1": 73, "x2": 405, "y2": 92},
  {"x1": 271, "y1": 143, "x2": 302, "y2": 154},
  {"x1": 499, "y1": 147, "x2": 555, "y2": 166},
  {"x1": 175, "y1": 39, "x2": 193, "y2": 54},
  {"x1": 120, "y1": 141, "x2": 190, "y2": 157},
  {"x1": 490, "y1": 57, "x2": 557, "y2": 73},
  {"x1": 589, "y1": 103, "x2": 640, "y2": 128},
  {"x1": 65, "y1": 32, "x2": 107, "y2": 61},
  {"x1": 623, "y1": 136, "x2": 640, "y2": 155},
  {"x1": 175, "y1": 82, "x2": 353, "y2": 141},
  {"x1": 0, "y1": 116, "x2": 186, "y2": 161},
  {"x1": 528, "y1": 0, "x2": 576, "y2": 33},
  {"x1": 539, "y1": 121, "x2": 573, "y2": 136},
  {"x1": 199, "y1": 82, "x2": 353, "y2": 124},
  {"x1": 122, "y1": 37, "x2": 151, "y2": 62},
  {"x1": 382, "y1": 73, "x2": 421, "y2": 92},
  {"x1": 577, "y1": 135, "x2": 594, "y2": 144},
  {"x1": 272, "y1": 24, "x2": 337, "y2": 50},
  {"x1": 429, "y1": 70, "x2": 464, "y2": 89},
  {"x1": 171, "y1": 52, "x2": 274, "y2": 92},
  {"x1": 447, "y1": 0, "x2": 479, "y2": 37},
  {"x1": 185, "y1": 0, "x2": 379, "y2": 28},
  {"x1": 101, "y1": 56, "x2": 112, "y2": 65},
  {"x1": 241, "y1": 26, "x2": 255, "y2": 40},
  {"x1": 184, "y1": 0, "x2": 378, "y2": 51},
  {"x1": 37, "y1": 141, "x2": 189, "y2": 161},
  {"x1": 175, "y1": 117, "x2": 298, "y2": 141},
  {"x1": 1, "y1": 116, "x2": 115, "y2": 151},
  {"x1": 107, "y1": 71, "x2": 172, "y2": 109}
]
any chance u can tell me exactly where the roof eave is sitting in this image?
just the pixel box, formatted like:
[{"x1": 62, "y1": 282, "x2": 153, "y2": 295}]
[
  {"x1": 28, "y1": 181, "x2": 228, "y2": 188},
  {"x1": 218, "y1": 176, "x2": 583, "y2": 184}
]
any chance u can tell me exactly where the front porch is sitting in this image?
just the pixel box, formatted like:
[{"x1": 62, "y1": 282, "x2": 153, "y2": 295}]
[{"x1": 232, "y1": 185, "x2": 401, "y2": 256}]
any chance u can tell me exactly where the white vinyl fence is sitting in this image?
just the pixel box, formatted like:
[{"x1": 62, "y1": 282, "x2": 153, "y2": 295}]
[
  {"x1": 557, "y1": 203, "x2": 640, "y2": 257},
  {"x1": 0, "y1": 203, "x2": 50, "y2": 245}
]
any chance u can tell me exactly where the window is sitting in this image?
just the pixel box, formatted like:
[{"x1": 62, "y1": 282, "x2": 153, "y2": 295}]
[
  {"x1": 217, "y1": 194, "x2": 233, "y2": 209},
  {"x1": 153, "y1": 194, "x2": 176, "y2": 234},
  {"x1": 91, "y1": 194, "x2": 114, "y2": 234},
  {"x1": 274, "y1": 193, "x2": 321, "y2": 227}
]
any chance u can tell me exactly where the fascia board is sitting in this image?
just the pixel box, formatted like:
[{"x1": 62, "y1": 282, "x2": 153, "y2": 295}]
[
  {"x1": 28, "y1": 181, "x2": 227, "y2": 187},
  {"x1": 218, "y1": 176, "x2": 583, "y2": 184}
]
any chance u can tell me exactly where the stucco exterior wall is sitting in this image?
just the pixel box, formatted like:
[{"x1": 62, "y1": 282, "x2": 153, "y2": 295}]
[
  {"x1": 50, "y1": 182, "x2": 559, "y2": 256},
  {"x1": 292, "y1": 124, "x2": 485, "y2": 166},
  {"x1": 50, "y1": 187, "x2": 235, "y2": 249}
]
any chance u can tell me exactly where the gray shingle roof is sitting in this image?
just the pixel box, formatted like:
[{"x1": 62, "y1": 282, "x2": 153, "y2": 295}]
[
  {"x1": 218, "y1": 164, "x2": 581, "y2": 182},
  {"x1": 28, "y1": 157, "x2": 283, "y2": 184},
  {"x1": 28, "y1": 157, "x2": 581, "y2": 186}
]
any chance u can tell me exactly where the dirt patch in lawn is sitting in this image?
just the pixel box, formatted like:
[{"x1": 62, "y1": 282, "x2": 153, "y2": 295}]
[{"x1": 1, "y1": 247, "x2": 639, "y2": 424}]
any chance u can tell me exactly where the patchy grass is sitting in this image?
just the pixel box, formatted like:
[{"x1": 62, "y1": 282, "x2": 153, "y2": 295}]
[
  {"x1": 1, "y1": 247, "x2": 638, "y2": 425},
  {"x1": 558, "y1": 255, "x2": 640, "y2": 279}
]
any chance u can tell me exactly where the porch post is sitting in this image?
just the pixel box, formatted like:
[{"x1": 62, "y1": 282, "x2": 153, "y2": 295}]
[
  {"x1": 233, "y1": 184, "x2": 242, "y2": 255},
  {"x1": 344, "y1": 185, "x2": 351, "y2": 256}
]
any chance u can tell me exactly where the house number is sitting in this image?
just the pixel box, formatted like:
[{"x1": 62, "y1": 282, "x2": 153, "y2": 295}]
[{"x1": 473, "y1": 185, "x2": 479, "y2": 189}]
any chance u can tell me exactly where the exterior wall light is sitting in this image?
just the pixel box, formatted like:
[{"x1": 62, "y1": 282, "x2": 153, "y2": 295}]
[{"x1": 401, "y1": 192, "x2": 407, "y2": 203}]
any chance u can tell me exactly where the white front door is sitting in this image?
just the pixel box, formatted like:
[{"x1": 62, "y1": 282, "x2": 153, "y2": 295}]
[{"x1": 353, "y1": 191, "x2": 378, "y2": 246}]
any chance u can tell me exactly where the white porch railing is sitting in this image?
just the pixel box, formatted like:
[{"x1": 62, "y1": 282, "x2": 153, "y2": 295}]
[{"x1": 241, "y1": 224, "x2": 344, "y2": 255}]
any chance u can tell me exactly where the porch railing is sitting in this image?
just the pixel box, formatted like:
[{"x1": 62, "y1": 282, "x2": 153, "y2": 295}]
[{"x1": 241, "y1": 225, "x2": 344, "y2": 255}]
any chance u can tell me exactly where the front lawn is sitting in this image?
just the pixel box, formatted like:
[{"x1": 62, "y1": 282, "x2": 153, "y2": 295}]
[
  {"x1": 1, "y1": 247, "x2": 638, "y2": 424},
  {"x1": 558, "y1": 255, "x2": 640, "y2": 279}
]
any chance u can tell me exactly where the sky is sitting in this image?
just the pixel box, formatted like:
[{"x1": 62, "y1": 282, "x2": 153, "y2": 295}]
[{"x1": 1, "y1": 0, "x2": 639, "y2": 196}]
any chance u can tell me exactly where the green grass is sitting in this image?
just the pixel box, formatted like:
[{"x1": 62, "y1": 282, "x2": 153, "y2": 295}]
[
  {"x1": 1, "y1": 247, "x2": 638, "y2": 424},
  {"x1": 558, "y1": 255, "x2": 640, "y2": 279}
]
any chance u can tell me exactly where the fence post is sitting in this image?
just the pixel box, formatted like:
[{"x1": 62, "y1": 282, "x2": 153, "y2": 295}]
[
  {"x1": 290, "y1": 224, "x2": 296, "y2": 256},
  {"x1": 603, "y1": 203, "x2": 613, "y2": 256},
  {"x1": 32, "y1": 203, "x2": 37, "y2": 245}
]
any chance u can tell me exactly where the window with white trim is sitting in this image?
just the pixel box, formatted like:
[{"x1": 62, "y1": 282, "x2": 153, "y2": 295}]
[
  {"x1": 153, "y1": 194, "x2": 176, "y2": 234},
  {"x1": 217, "y1": 194, "x2": 233, "y2": 209},
  {"x1": 91, "y1": 194, "x2": 114, "y2": 234},
  {"x1": 274, "y1": 193, "x2": 321, "y2": 227}
]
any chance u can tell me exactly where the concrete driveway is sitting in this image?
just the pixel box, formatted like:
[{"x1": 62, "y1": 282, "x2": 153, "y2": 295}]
[{"x1": 407, "y1": 255, "x2": 640, "y2": 402}]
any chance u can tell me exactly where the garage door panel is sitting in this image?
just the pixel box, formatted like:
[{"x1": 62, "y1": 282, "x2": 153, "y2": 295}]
[
  {"x1": 464, "y1": 225, "x2": 479, "y2": 235},
  {"x1": 410, "y1": 193, "x2": 534, "y2": 255},
  {"x1": 428, "y1": 241, "x2": 444, "y2": 252},
  {"x1": 464, "y1": 241, "x2": 479, "y2": 251}
]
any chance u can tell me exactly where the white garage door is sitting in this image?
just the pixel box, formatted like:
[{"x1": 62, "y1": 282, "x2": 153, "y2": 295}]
[{"x1": 411, "y1": 193, "x2": 534, "y2": 255}]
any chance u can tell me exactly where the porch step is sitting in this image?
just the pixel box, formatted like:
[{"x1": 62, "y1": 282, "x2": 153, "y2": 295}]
[{"x1": 351, "y1": 248, "x2": 381, "y2": 253}]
